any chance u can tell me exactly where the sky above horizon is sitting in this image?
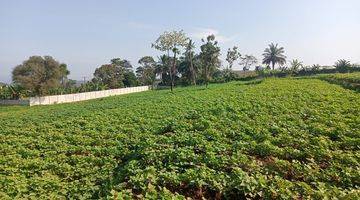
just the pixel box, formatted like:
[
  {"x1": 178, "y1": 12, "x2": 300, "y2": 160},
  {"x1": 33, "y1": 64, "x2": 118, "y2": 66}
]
[{"x1": 1, "y1": 0, "x2": 360, "y2": 83}]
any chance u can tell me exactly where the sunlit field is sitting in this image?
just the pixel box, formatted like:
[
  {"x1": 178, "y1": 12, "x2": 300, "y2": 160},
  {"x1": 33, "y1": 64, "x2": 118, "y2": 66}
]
[{"x1": 1, "y1": 77, "x2": 359, "y2": 199}]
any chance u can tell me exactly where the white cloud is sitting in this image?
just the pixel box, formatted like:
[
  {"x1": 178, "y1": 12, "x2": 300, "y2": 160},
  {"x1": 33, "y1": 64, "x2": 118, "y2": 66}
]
[{"x1": 191, "y1": 28, "x2": 235, "y2": 43}]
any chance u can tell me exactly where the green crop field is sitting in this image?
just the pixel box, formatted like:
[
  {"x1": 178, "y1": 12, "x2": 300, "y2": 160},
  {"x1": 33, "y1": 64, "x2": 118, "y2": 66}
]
[
  {"x1": 1, "y1": 78, "x2": 359, "y2": 199},
  {"x1": 316, "y1": 72, "x2": 360, "y2": 92}
]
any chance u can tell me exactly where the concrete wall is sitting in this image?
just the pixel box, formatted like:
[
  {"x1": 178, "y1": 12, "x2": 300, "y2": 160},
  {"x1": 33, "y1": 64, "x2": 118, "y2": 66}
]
[{"x1": 0, "y1": 86, "x2": 150, "y2": 106}]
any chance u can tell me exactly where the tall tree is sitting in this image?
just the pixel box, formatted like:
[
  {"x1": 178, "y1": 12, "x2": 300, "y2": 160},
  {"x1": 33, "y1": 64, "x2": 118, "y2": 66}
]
[
  {"x1": 112, "y1": 59, "x2": 137, "y2": 87},
  {"x1": 136, "y1": 56, "x2": 156, "y2": 86},
  {"x1": 59, "y1": 63, "x2": 70, "y2": 87},
  {"x1": 185, "y1": 39, "x2": 197, "y2": 85},
  {"x1": 226, "y1": 46, "x2": 241, "y2": 69},
  {"x1": 239, "y1": 55, "x2": 257, "y2": 71},
  {"x1": 289, "y1": 59, "x2": 303, "y2": 73},
  {"x1": 262, "y1": 43, "x2": 286, "y2": 70},
  {"x1": 199, "y1": 35, "x2": 221, "y2": 88},
  {"x1": 155, "y1": 55, "x2": 170, "y2": 85},
  {"x1": 12, "y1": 56, "x2": 65, "y2": 96},
  {"x1": 93, "y1": 58, "x2": 135, "y2": 88},
  {"x1": 93, "y1": 64, "x2": 124, "y2": 89},
  {"x1": 123, "y1": 71, "x2": 138, "y2": 87},
  {"x1": 225, "y1": 46, "x2": 241, "y2": 81},
  {"x1": 152, "y1": 30, "x2": 188, "y2": 91},
  {"x1": 311, "y1": 64, "x2": 321, "y2": 71},
  {"x1": 334, "y1": 59, "x2": 351, "y2": 72},
  {"x1": 111, "y1": 58, "x2": 132, "y2": 71}
]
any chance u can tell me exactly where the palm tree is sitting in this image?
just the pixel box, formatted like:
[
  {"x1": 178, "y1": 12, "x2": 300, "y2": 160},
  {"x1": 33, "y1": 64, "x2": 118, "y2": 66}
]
[
  {"x1": 155, "y1": 55, "x2": 169, "y2": 84},
  {"x1": 290, "y1": 59, "x2": 303, "y2": 72},
  {"x1": 59, "y1": 63, "x2": 70, "y2": 87},
  {"x1": 334, "y1": 59, "x2": 351, "y2": 72},
  {"x1": 262, "y1": 43, "x2": 286, "y2": 70},
  {"x1": 185, "y1": 39, "x2": 196, "y2": 85},
  {"x1": 311, "y1": 64, "x2": 321, "y2": 71}
]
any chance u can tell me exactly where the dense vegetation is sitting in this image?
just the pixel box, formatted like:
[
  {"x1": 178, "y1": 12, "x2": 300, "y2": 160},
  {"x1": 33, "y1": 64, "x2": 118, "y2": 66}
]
[
  {"x1": 2, "y1": 29, "x2": 359, "y2": 100},
  {"x1": 316, "y1": 72, "x2": 360, "y2": 92},
  {"x1": 1, "y1": 77, "x2": 359, "y2": 199}
]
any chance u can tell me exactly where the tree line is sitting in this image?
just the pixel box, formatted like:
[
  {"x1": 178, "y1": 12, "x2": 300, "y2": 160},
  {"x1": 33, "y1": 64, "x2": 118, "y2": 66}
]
[{"x1": 1, "y1": 30, "x2": 359, "y2": 99}]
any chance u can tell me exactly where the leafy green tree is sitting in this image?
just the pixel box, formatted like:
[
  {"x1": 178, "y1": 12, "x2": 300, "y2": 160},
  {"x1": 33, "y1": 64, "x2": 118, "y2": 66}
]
[
  {"x1": 59, "y1": 64, "x2": 70, "y2": 87},
  {"x1": 311, "y1": 64, "x2": 321, "y2": 71},
  {"x1": 289, "y1": 59, "x2": 303, "y2": 73},
  {"x1": 177, "y1": 56, "x2": 197, "y2": 85},
  {"x1": 93, "y1": 64, "x2": 124, "y2": 89},
  {"x1": 111, "y1": 58, "x2": 132, "y2": 71},
  {"x1": 123, "y1": 71, "x2": 138, "y2": 87},
  {"x1": 240, "y1": 55, "x2": 257, "y2": 71},
  {"x1": 226, "y1": 46, "x2": 241, "y2": 69},
  {"x1": 155, "y1": 55, "x2": 170, "y2": 85},
  {"x1": 110, "y1": 58, "x2": 137, "y2": 87},
  {"x1": 334, "y1": 59, "x2": 351, "y2": 72},
  {"x1": 262, "y1": 43, "x2": 286, "y2": 70},
  {"x1": 225, "y1": 46, "x2": 241, "y2": 81},
  {"x1": 0, "y1": 84, "x2": 28, "y2": 99},
  {"x1": 12, "y1": 56, "x2": 66, "y2": 96},
  {"x1": 136, "y1": 56, "x2": 157, "y2": 86},
  {"x1": 199, "y1": 35, "x2": 221, "y2": 88},
  {"x1": 152, "y1": 30, "x2": 188, "y2": 91},
  {"x1": 93, "y1": 58, "x2": 135, "y2": 89}
]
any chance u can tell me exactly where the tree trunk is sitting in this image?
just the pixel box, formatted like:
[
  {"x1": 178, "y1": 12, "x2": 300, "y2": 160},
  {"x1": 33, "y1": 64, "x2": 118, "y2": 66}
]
[
  {"x1": 171, "y1": 51, "x2": 177, "y2": 92},
  {"x1": 272, "y1": 62, "x2": 275, "y2": 70},
  {"x1": 229, "y1": 64, "x2": 232, "y2": 81},
  {"x1": 205, "y1": 64, "x2": 208, "y2": 88},
  {"x1": 189, "y1": 53, "x2": 196, "y2": 85},
  {"x1": 166, "y1": 50, "x2": 173, "y2": 91},
  {"x1": 169, "y1": 69, "x2": 173, "y2": 91}
]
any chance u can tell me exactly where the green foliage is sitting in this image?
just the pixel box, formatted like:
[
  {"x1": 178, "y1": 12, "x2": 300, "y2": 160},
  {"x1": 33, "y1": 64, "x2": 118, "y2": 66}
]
[
  {"x1": 136, "y1": 56, "x2": 157, "y2": 86},
  {"x1": 12, "y1": 56, "x2": 68, "y2": 96},
  {"x1": 0, "y1": 84, "x2": 30, "y2": 99},
  {"x1": 93, "y1": 64, "x2": 125, "y2": 89},
  {"x1": 200, "y1": 35, "x2": 221, "y2": 87},
  {"x1": 184, "y1": 39, "x2": 197, "y2": 85},
  {"x1": 226, "y1": 46, "x2": 241, "y2": 69},
  {"x1": 289, "y1": 59, "x2": 304, "y2": 73},
  {"x1": 316, "y1": 72, "x2": 360, "y2": 92},
  {"x1": 334, "y1": 59, "x2": 352, "y2": 73},
  {"x1": 262, "y1": 43, "x2": 286, "y2": 70},
  {"x1": 1, "y1": 78, "x2": 359, "y2": 199},
  {"x1": 239, "y1": 55, "x2": 258, "y2": 71},
  {"x1": 123, "y1": 71, "x2": 138, "y2": 87},
  {"x1": 152, "y1": 30, "x2": 188, "y2": 91},
  {"x1": 93, "y1": 58, "x2": 134, "y2": 89}
]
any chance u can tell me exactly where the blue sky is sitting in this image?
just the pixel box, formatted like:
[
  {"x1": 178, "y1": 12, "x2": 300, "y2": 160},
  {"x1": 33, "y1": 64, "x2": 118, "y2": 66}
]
[{"x1": 1, "y1": 0, "x2": 359, "y2": 83}]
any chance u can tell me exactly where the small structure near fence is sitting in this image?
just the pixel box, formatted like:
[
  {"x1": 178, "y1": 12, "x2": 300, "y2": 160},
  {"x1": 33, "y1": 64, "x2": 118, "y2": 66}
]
[{"x1": 0, "y1": 86, "x2": 150, "y2": 106}]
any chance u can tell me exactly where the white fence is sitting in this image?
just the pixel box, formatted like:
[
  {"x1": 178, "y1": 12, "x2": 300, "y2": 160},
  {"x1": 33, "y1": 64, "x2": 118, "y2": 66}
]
[{"x1": 0, "y1": 86, "x2": 150, "y2": 106}]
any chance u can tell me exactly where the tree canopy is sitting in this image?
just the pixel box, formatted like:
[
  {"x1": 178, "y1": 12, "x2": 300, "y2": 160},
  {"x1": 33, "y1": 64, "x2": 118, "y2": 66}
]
[
  {"x1": 5, "y1": 30, "x2": 360, "y2": 99},
  {"x1": 152, "y1": 30, "x2": 188, "y2": 91},
  {"x1": 199, "y1": 35, "x2": 221, "y2": 88},
  {"x1": 12, "y1": 56, "x2": 68, "y2": 95},
  {"x1": 262, "y1": 43, "x2": 286, "y2": 70},
  {"x1": 136, "y1": 56, "x2": 156, "y2": 86},
  {"x1": 93, "y1": 58, "x2": 134, "y2": 89}
]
